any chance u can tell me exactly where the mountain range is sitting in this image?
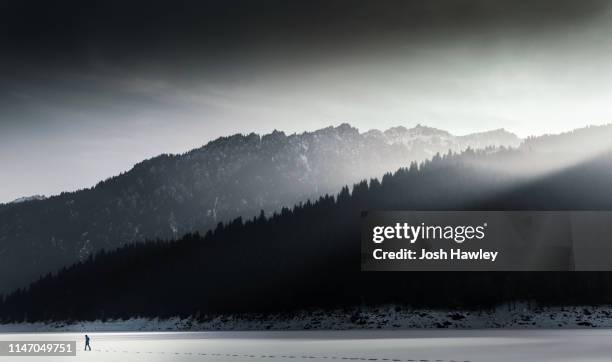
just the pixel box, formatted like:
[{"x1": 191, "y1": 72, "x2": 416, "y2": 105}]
[
  {"x1": 2, "y1": 124, "x2": 612, "y2": 321},
  {"x1": 0, "y1": 124, "x2": 520, "y2": 293}
]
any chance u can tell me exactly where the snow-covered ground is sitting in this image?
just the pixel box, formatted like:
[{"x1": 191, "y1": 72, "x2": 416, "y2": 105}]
[
  {"x1": 2, "y1": 329, "x2": 612, "y2": 362},
  {"x1": 1, "y1": 304, "x2": 612, "y2": 332}
]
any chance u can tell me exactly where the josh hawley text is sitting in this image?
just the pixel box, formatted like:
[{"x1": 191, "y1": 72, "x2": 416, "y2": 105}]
[
  {"x1": 371, "y1": 222, "x2": 498, "y2": 262},
  {"x1": 372, "y1": 248, "x2": 498, "y2": 261}
]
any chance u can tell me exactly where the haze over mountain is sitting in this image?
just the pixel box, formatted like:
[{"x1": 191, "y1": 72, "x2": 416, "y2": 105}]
[
  {"x1": 5, "y1": 0, "x2": 612, "y2": 205},
  {"x1": 2, "y1": 124, "x2": 612, "y2": 321},
  {"x1": 0, "y1": 124, "x2": 520, "y2": 293}
]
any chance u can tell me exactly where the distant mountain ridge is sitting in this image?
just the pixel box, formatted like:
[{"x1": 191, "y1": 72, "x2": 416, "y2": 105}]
[
  {"x1": 3, "y1": 124, "x2": 612, "y2": 321},
  {"x1": 0, "y1": 123, "x2": 520, "y2": 293},
  {"x1": 365, "y1": 124, "x2": 518, "y2": 151},
  {"x1": 9, "y1": 195, "x2": 47, "y2": 204}
]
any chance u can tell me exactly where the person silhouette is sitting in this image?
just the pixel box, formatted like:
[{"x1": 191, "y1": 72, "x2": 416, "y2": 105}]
[{"x1": 84, "y1": 335, "x2": 91, "y2": 351}]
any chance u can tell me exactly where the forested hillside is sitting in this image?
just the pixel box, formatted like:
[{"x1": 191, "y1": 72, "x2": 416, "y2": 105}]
[
  {"x1": 3, "y1": 128, "x2": 612, "y2": 322},
  {"x1": 0, "y1": 124, "x2": 519, "y2": 294}
]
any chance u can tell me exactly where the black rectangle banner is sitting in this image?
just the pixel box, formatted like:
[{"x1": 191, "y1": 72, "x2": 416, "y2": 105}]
[{"x1": 361, "y1": 211, "x2": 612, "y2": 271}]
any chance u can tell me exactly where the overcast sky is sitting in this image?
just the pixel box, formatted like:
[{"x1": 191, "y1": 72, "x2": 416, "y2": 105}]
[{"x1": 2, "y1": 0, "x2": 612, "y2": 202}]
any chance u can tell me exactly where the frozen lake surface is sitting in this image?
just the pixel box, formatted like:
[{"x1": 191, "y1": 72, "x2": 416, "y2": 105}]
[{"x1": 1, "y1": 329, "x2": 612, "y2": 362}]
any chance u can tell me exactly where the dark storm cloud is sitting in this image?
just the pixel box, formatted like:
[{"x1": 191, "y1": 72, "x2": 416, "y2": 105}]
[
  {"x1": 1, "y1": 0, "x2": 608, "y2": 68},
  {"x1": 2, "y1": 0, "x2": 612, "y2": 203},
  {"x1": 2, "y1": 0, "x2": 609, "y2": 122}
]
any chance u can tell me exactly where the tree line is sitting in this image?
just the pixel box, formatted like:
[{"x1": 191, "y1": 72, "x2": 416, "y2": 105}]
[{"x1": 2, "y1": 146, "x2": 612, "y2": 322}]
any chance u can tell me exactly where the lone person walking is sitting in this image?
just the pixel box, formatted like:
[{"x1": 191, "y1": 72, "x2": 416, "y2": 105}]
[{"x1": 84, "y1": 334, "x2": 91, "y2": 351}]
